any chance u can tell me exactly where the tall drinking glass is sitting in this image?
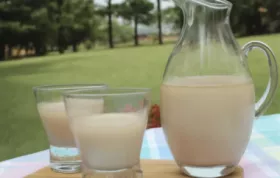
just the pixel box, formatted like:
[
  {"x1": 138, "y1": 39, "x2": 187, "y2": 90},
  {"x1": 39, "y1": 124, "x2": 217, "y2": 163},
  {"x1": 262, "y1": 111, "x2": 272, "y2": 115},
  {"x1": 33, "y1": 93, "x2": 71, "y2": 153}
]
[
  {"x1": 33, "y1": 84, "x2": 107, "y2": 173},
  {"x1": 63, "y1": 88, "x2": 151, "y2": 178}
]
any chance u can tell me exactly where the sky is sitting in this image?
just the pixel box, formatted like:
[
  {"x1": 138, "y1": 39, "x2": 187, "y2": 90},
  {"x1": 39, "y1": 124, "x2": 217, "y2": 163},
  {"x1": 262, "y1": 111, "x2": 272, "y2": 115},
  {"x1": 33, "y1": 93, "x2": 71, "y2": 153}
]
[{"x1": 95, "y1": 0, "x2": 175, "y2": 9}]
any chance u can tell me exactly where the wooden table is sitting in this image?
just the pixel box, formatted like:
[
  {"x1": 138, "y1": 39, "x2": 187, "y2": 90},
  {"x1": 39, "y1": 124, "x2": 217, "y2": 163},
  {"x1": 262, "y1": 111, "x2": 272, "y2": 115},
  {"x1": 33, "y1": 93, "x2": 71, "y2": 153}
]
[{"x1": 26, "y1": 160, "x2": 243, "y2": 178}]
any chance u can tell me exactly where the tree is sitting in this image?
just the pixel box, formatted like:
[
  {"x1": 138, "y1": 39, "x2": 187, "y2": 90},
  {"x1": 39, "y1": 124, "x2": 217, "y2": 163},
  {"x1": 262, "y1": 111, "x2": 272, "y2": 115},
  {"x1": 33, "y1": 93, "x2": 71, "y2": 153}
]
[
  {"x1": 96, "y1": 0, "x2": 115, "y2": 48},
  {"x1": 94, "y1": 15, "x2": 133, "y2": 45},
  {"x1": 162, "y1": 7, "x2": 183, "y2": 31},
  {"x1": 27, "y1": 0, "x2": 58, "y2": 55},
  {"x1": 228, "y1": 0, "x2": 265, "y2": 36},
  {"x1": 69, "y1": 0, "x2": 96, "y2": 52},
  {"x1": 165, "y1": 0, "x2": 265, "y2": 36},
  {"x1": 0, "y1": 0, "x2": 55, "y2": 59},
  {"x1": 0, "y1": 0, "x2": 96, "y2": 60},
  {"x1": 55, "y1": 0, "x2": 96, "y2": 53},
  {"x1": 0, "y1": 0, "x2": 29, "y2": 60},
  {"x1": 56, "y1": 0, "x2": 67, "y2": 53},
  {"x1": 261, "y1": 0, "x2": 280, "y2": 34},
  {"x1": 117, "y1": 0, "x2": 154, "y2": 46},
  {"x1": 107, "y1": 0, "x2": 114, "y2": 48},
  {"x1": 156, "y1": 0, "x2": 163, "y2": 44}
]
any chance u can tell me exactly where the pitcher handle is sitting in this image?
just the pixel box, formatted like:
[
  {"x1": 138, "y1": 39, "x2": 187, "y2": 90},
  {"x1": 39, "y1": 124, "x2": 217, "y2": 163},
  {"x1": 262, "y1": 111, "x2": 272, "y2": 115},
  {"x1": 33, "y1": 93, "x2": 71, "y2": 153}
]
[{"x1": 242, "y1": 41, "x2": 278, "y2": 118}]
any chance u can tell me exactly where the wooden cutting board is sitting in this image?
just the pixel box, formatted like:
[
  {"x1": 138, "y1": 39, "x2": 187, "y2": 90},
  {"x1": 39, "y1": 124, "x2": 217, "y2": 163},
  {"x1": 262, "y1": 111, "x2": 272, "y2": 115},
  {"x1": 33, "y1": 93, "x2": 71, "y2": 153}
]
[{"x1": 25, "y1": 160, "x2": 243, "y2": 178}]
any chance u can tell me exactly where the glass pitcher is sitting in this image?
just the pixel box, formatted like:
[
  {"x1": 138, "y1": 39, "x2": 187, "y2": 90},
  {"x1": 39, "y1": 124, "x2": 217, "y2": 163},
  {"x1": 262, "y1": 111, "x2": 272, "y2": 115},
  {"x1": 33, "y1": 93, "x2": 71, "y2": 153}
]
[{"x1": 160, "y1": 0, "x2": 278, "y2": 177}]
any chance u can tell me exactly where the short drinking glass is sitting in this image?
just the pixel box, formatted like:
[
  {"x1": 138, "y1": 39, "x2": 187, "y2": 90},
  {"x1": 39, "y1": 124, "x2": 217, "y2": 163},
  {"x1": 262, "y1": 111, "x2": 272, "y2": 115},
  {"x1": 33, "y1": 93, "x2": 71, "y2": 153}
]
[
  {"x1": 63, "y1": 88, "x2": 151, "y2": 178},
  {"x1": 33, "y1": 84, "x2": 107, "y2": 173}
]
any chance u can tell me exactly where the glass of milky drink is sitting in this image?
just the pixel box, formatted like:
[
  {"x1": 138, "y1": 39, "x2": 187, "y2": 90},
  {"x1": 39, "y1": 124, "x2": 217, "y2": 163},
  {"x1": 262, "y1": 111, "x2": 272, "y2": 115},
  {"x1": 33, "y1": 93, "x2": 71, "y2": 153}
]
[
  {"x1": 33, "y1": 84, "x2": 107, "y2": 174},
  {"x1": 63, "y1": 88, "x2": 150, "y2": 178}
]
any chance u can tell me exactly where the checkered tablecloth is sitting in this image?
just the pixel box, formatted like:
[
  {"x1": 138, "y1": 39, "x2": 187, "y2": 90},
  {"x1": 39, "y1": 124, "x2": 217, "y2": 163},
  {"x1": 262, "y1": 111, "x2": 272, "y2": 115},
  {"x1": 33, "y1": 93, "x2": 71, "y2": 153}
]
[{"x1": 1, "y1": 114, "x2": 280, "y2": 178}]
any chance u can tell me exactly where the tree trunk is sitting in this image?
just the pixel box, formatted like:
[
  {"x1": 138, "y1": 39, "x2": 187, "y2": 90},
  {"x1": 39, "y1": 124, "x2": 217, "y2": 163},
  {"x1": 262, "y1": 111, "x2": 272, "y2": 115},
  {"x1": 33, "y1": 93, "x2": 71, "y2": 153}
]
[
  {"x1": 244, "y1": 14, "x2": 254, "y2": 36},
  {"x1": 157, "y1": 0, "x2": 163, "y2": 45},
  {"x1": 134, "y1": 15, "x2": 139, "y2": 46},
  {"x1": 35, "y1": 44, "x2": 40, "y2": 56},
  {"x1": 25, "y1": 46, "x2": 29, "y2": 56},
  {"x1": 108, "y1": 0, "x2": 114, "y2": 48},
  {"x1": 35, "y1": 43, "x2": 47, "y2": 56},
  {"x1": 50, "y1": 46, "x2": 55, "y2": 52},
  {"x1": 59, "y1": 47, "x2": 65, "y2": 54},
  {"x1": 8, "y1": 45, "x2": 12, "y2": 57},
  {"x1": 253, "y1": 2, "x2": 263, "y2": 35},
  {"x1": 72, "y1": 43, "x2": 78, "y2": 52},
  {"x1": 0, "y1": 43, "x2": 5, "y2": 61},
  {"x1": 57, "y1": 0, "x2": 66, "y2": 54},
  {"x1": 58, "y1": 27, "x2": 66, "y2": 54},
  {"x1": 17, "y1": 46, "x2": 22, "y2": 57}
]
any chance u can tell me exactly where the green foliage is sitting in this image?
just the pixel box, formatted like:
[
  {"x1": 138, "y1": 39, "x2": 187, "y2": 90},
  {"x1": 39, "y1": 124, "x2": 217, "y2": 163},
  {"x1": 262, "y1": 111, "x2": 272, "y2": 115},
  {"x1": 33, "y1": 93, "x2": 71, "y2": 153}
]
[
  {"x1": 84, "y1": 39, "x2": 94, "y2": 50},
  {"x1": 262, "y1": 0, "x2": 280, "y2": 33},
  {"x1": 0, "y1": 0, "x2": 279, "y2": 61},
  {"x1": 117, "y1": 0, "x2": 154, "y2": 25},
  {"x1": 163, "y1": 0, "x2": 280, "y2": 37},
  {"x1": 162, "y1": 7, "x2": 182, "y2": 30},
  {"x1": 94, "y1": 18, "x2": 133, "y2": 44},
  {"x1": 115, "y1": 0, "x2": 154, "y2": 46},
  {"x1": 0, "y1": 0, "x2": 97, "y2": 59},
  {"x1": 113, "y1": 22, "x2": 134, "y2": 43},
  {"x1": 57, "y1": 0, "x2": 96, "y2": 52},
  {"x1": 0, "y1": 0, "x2": 54, "y2": 57}
]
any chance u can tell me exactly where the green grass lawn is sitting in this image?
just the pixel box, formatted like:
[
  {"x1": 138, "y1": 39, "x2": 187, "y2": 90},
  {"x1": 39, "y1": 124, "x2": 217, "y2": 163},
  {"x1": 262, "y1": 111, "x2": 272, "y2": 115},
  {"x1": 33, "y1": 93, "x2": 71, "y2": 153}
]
[{"x1": 0, "y1": 34, "x2": 280, "y2": 161}]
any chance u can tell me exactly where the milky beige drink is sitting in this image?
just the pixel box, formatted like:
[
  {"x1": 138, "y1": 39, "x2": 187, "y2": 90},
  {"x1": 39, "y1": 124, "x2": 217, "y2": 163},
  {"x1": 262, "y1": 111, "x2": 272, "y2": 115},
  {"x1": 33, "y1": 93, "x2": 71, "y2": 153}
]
[
  {"x1": 37, "y1": 99, "x2": 104, "y2": 147},
  {"x1": 72, "y1": 113, "x2": 147, "y2": 170},
  {"x1": 160, "y1": 75, "x2": 255, "y2": 166}
]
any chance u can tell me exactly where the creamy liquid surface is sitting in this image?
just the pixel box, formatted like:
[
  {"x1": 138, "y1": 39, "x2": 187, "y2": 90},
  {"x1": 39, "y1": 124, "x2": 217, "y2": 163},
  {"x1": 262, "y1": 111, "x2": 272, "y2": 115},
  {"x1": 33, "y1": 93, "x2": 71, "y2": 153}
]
[
  {"x1": 160, "y1": 75, "x2": 255, "y2": 166},
  {"x1": 72, "y1": 113, "x2": 147, "y2": 170},
  {"x1": 37, "y1": 99, "x2": 104, "y2": 147}
]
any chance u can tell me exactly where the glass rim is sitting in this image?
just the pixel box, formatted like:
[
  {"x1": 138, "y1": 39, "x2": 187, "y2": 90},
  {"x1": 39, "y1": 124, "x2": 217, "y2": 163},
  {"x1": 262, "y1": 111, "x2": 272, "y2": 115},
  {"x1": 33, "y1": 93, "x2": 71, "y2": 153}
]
[
  {"x1": 33, "y1": 84, "x2": 107, "y2": 92},
  {"x1": 63, "y1": 87, "x2": 151, "y2": 98}
]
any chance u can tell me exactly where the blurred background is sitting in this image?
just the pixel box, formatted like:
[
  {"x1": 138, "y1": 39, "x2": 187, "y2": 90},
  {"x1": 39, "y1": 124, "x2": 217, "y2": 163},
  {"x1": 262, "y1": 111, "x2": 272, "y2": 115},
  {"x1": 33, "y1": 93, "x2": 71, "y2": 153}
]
[
  {"x1": 1, "y1": 0, "x2": 279, "y2": 58},
  {"x1": 0, "y1": 0, "x2": 279, "y2": 162}
]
